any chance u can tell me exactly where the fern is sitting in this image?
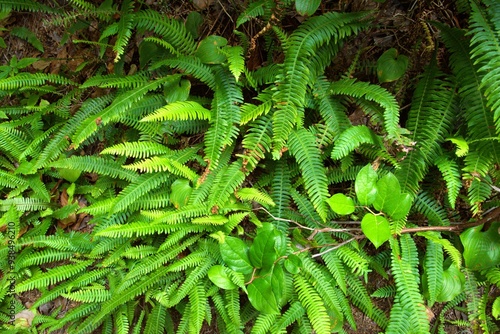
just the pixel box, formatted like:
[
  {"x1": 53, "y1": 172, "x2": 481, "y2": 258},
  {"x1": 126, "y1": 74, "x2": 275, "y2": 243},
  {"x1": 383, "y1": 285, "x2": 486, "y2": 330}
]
[
  {"x1": 331, "y1": 125, "x2": 384, "y2": 160},
  {"x1": 294, "y1": 273, "x2": 331, "y2": 334},
  {"x1": 288, "y1": 129, "x2": 329, "y2": 221}
]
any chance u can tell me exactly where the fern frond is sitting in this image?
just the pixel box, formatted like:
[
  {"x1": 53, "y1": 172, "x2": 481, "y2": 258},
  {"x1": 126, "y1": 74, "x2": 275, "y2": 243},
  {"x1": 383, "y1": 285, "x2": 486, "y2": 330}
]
[
  {"x1": 294, "y1": 273, "x2": 331, "y2": 334},
  {"x1": 111, "y1": 172, "x2": 171, "y2": 213},
  {"x1": 16, "y1": 260, "x2": 93, "y2": 292},
  {"x1": 72, "y1": 77, "x2": 170, "y2": 147},
  {"x1": 434, "y1": 154, "x2": 462, "y2": 208},
  {"x1": 135, "y1": 9, "x2": 196, "y2": 55},
  {"x1": 123, "y1": 155, "x2": 198, "y2": 181},
  {"x1": 204, "y1": 66, "x2": 242, "y2": 168},
  {"x1": 288, "y1": 129, "x2": 329, "y2": 221},
  {"x1": 468, "y1": 0, "x2": 500, "y2": 134},
  {"x1": 0, "y1": 73, "x2": 75, "y2": 91},
  {"x1": 101, "y1": 141, "x2": 171, "y2": 159},
  {"x1": 251, "y1": 313, "x2": 277, "y2": 334},
  {"x1": 241, "y1": 113, "x2": 272, "y2": 169},
  {"x1": 331, "y1": 125, "x2": 384, "y2": 160},
  {"x1": 270, "y1": 301, "x2": 305, "y2": 333},
  {"x1": 141, "y1": 101, "x2": 211, "y2": 122},
  {"x1": 153, "y1": 57, "x2": 216, "y2": 89},
  {"x1": 0, "y1": 197, "x2": 49, "y2": 211},
  {"x1": 387, "y1": 235, "x2": 429, "y2": 333},
  {"x1": 63, "y1": 287, "x2": 112, "y2": 303},
  {"x1": 330, "y1": 78, "x2": 400, "y2": 139},
  {"x1": 0, "y1": 0, "x2": 55, "y2": 12},
  {"x1": 49, "y1": 155, "x2": 138, "y2": 181},
  {"x1": 112, "y1": 0, "x2": 135, "y2": 62},
  {"x1": 413, "y1": 191, "x2": 450, "y2": 226},
  {"x1": 423, "y1": 237, "x2": 444, "y2": 306},
  {"x1": 208, "y1": 160, "x2": 246, "y2": 210}
]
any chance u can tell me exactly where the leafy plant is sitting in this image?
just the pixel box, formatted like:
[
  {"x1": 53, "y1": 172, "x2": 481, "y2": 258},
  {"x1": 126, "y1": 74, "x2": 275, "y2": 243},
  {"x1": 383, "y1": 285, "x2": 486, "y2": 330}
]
[{"x1": 0, "y1": 0, "x2": 499, "y2": 333}]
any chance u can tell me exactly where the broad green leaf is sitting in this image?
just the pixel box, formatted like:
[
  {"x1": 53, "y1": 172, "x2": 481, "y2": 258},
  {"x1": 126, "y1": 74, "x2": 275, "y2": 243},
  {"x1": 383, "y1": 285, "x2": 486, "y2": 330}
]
[
  {"x1": 185, "y1": 11, "x2": 203, "y2": 39},
  {"x1": 270, "y1": 264, "x2": 286, "y2": 307},
  {"x1": 373, "y1": 173, "x2": 401, "y2": 212},
  {"x1": 249, "y1": 223, "x2": 285, "y2": 270},
  {"x1": 377, "y1": 48, "x2": 408, "y2": 83},
  {"x1": 460, "y1": 222, "x2": 500, "y2": 271},
  {"x1": 355, "y1": 164, "x2": 378, "y2": 205},
  {"x1": 208, "y1": 265, "x2": 237, "y2": 290},
  {"x1": 58, "y1": 168, "x2": 81, "y2": 183},
  {"x1": 195, "y1": 35, "x2": 227, "y2": 64},
  {"x1": 164, "y1": 78, "x2": 191, "y2": 103},
  {"x1": 220, "y1": 236, "x2": 253, "y2": 274},
  {"x1": 435, "y1": 263, "x2": 465, "y2": 303},
  {"x1": 384, "y1": 192, "x2": 412, "y2": 220},
  {"x1": 169, "y1": 179, "x2": 192, "y2": 209},
  {"x1": 284, "y1": 254, "x2": 302, "y2": 274},
  {"x1": 247, "y1": 276, "x2": 280, "y2": 314},
  {"x1": 295, "y1": 0, "x2": 320, "y2": 16},
  {"x1": 326, "y1": 193, "x2": 355, "y2": 215},
  {"x1": 493, "y1": 297, "x2": 500, "y2": 320},
  {"x1": 361, "y1": 214, "x2": 391, "y2": 249}
]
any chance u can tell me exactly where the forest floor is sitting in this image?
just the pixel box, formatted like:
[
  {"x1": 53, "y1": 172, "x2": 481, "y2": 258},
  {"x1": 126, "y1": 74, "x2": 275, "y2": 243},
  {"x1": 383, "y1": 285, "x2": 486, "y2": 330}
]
[{"x1": 0, "y1": 0, "x2": 491, "y2": 333}]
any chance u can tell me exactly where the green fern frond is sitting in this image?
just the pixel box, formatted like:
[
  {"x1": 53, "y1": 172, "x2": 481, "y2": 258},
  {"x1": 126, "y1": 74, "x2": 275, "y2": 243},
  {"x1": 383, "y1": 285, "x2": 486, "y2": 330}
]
[
  {"x1": 371, "y1": 285, "x2": 397, "y2": 298},
  {"x1": 294, "y1": 273, "x2": 331, "y2": 334},
  {"x1": 467, "y1": 177, "x2": 492, "y2": 214},
  {"x1": 314, "y1": 77, "x2": 351, "y2": 140},
  {"x1": 288, "y1": 129, "x2": 329, "y2": 221},
  {"x1": 436, "y1": 23, "x2": 500, "y2": 175},
  {"x1": 17, "y1": 249, "x2": 75, "y2": 269},
  {"x1": 236, "y1": 0, "x2": 266, "y2": 28},
  {"x1": 0, "y1": 169, "x2": 27, "y2": 188},
  {"x1": 80, "y1": 73, "x2": 151, "y2": 89},
  {"x1": 16, "y1": 260, "x2": 93, "y2": 292},
  {"x1": 387, "y1": 235, "x2": 429, "y2": 334},
  {"x1": 49, "y1": 155, "x2": 138, "y2": 181},
  {"x1": 235, "y1": 187, "x2": 275, "y2": 207},
  {"x1": 141, "y1": 101, "x2": 211, "y2": 122},
  {"x1": 112, "y1": 0, "x2": 135, "y2": 62},
  {"x1": 0, "y1": 0, "x2": 55, "y2": 12},
  {"x1": 0, "y1": 73, "x2": 75, "y2": 91},
  {"x1": 418, "y1": 231, "x2": 462, "y2": 268},
  {"x1": 251, "y1": 313, "x2": 277, "y2": 334},
  {"x1": 331, "y1": 125, "x2": 384, "y2": 160},
  {"x1": 240, "y1": 91, "x2": 273, "y2": 124},
  {"x1": 241, "y1": 113, "x2": 272, "y2": 169},
  {"x1": 188, "y1": 284, "x2": 207, "y2": 333},
  {"x1": 434, "y1": 154, "x2": 462, "y2": 208},
  {"x1": 123, "y1": 156, "x2": 198, "y2": 181},
  {"x1": 413, "y1": 191, "x2": 450, "y2": 226},
  {"x1": 153, "y1": 57, "x2": 216, "y2": 89},
  {"x1": 111, "y1": 172, "x2": 171, "y2": 213},
  {"x1": 101, "y1": 141, "x2": 171, "y2": 159},
  {"x1": 0, "y1": 197, "x2": 49, "y2": 211},
  {"x1": 223, "y1": 45, "x2": 245, "y2": 81},
  {"x1": 423, "y1": 237, "x2": 444, "y2": 306},
  {"x1": 469, "y1": 0, "x2": 500, "y2": 134},
  {"x1": 63, "y1": 287, "x2": 112, "y2": 303},
  {"x1": 0, "y1": 126, "x2": 29, "y2": 160},
  {"x1": 204, "y1": 66, "x2": 242, "y2": 168},
  {"x1": 144, "y1": 303, "x2": 168, "y2": 334},
  {"x1": 208, "y1": 161, "x2": 246, "y2": 210},
  {"x1": 135, "y1": 9, "x2": 196, "y2": 55},
  {"x1": 72, "y1": 77, "x2": 170, "y2": 147},
  {"x1": 330, "y1": 78, "x2": 400, "y2": 139},
  {"x1": 270, "y1": 301, "x2": 305, "y2": 333}
]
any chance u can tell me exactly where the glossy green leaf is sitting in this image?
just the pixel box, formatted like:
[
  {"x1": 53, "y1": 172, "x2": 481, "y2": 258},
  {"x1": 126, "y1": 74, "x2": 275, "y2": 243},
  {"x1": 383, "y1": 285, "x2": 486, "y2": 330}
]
[
  {"x1": 207, "y1": 265, "x2": 238, "y2": 290},
  {"x1": 435, "y1": 263, "x2": 465, "y2": 302},
  {"x1": 377, "y1": 48, "x2": 408, "y2": 83},
  {"x1": 169, "y1": 179, "x2": 192, "y2": 209},
  {"x1": 355, "y1": 164, "x2": 378, "y2": 205},
  {"x1": 326, "y1": 193, "x2": 355, "y2": 215},
  {"x1": 164, "y1": 78, "x2": 191, "y2": 103},
  {"x1": 295, "y1": 0, "x2": 321, "y2": 16},
  {"x1": 493, "y1": 297, "x2": 500, "y2": 320},
  {"x1": 220, "y1": 236, "x2": 254, "y2": 274},
  {"x1": 460, "y1": 222, "x2": 500, "y2": 271},
  {"x1": 195, "y1": 35, "x2": 227, "y2": 64},
  {"x1": 385, "y1": 192, "x2": 412, "y2": 220},
  {"x1": 361, "y1": 214, "x2": 391, "y2": 248},
  {"x1": 249, "y1": 223, "x2": 285, "y2": 270},
  {"x1": 58, "y1": 168, "x2": 81, "y2": 183},
  {"x1": 284, "y1": 254, "x2": 302, "y2": 274},
  {"x1": 185, "y1": 11, "x2": 203, "y2": 39},
  {"x1": 247, "y1": 276, "x2": 280, "y2": 314}
]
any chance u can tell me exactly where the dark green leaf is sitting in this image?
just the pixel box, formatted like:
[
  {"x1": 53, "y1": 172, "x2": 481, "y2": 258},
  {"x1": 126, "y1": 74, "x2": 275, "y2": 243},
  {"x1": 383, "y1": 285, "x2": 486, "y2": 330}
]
[
  {"x1": 361, "y1": 214, "x2": 391, "y2": 248},
  {"x1": 326, "y1": 193, "x2": 355, "y2": 215},
  {"x1": 355, "y1": 164, "x2": 378, "y2": 205},
  {"x1": 377, "y1": 48, "x2": 408, "y2": 83},
  {"x1": 208, "y1": 265, "x2": 238, "y2": 290},
  {"x1": 295, "y1": 0, "x2": 321, "y2": 16},
  {"x1": 460, "y1": 222, "x2": 500, "y2": 271},
  {"x1": 220, "y1": 236, "x2": 254, "y2": 274}
]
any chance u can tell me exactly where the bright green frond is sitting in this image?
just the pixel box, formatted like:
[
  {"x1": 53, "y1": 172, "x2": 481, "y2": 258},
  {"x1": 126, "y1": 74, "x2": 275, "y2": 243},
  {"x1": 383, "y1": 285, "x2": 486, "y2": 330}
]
[{"x1": 141, "y1": 101, "x2": 211, "y2": 122}]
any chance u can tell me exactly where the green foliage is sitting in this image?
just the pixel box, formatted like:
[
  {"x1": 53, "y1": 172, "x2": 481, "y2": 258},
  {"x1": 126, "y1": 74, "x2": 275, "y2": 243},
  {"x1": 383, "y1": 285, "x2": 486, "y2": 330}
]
[{"x1": 0, "y1": 0, "x2": 499, "y2": 333}]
